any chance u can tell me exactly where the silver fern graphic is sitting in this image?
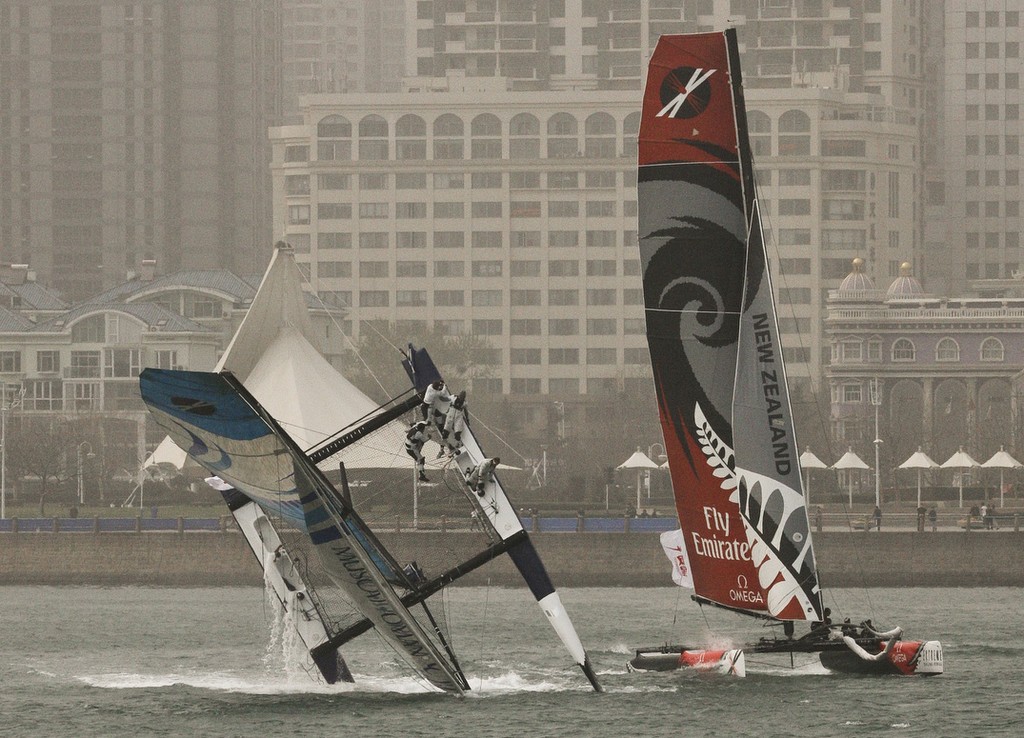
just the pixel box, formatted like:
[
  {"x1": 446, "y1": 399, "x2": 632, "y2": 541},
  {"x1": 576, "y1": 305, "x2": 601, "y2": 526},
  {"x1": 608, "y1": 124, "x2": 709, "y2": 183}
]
[{"x1": 694, "y1": 402, "x2": 821, "y2": 620}]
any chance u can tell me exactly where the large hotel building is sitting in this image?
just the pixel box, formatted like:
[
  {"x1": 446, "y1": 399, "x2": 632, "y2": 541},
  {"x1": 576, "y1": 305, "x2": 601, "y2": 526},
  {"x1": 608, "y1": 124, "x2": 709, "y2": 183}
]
[{"x1": 270, "y1": 84, "x2": 918, "y2": 400}]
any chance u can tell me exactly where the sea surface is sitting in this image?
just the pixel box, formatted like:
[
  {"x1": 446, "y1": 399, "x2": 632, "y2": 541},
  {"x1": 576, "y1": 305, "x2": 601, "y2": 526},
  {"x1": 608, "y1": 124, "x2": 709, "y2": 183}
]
[{"x1": 1, "y1": 585, "x2": 1019, "y2": 737}]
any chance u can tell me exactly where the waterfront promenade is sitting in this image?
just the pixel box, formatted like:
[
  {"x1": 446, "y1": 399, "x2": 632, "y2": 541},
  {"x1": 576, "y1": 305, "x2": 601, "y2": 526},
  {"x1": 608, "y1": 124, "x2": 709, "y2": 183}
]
[{"x1": 2, "y1": 511, "x2": 1021, "y2": 587}]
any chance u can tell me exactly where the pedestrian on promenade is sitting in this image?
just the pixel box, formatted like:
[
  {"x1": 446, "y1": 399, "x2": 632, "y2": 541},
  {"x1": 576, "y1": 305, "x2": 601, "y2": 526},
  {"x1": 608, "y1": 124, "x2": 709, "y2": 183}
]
[
  {"x1": 872, "y1": 505, "x2": 882, "y2": 531},
  {"x1": 928, "y1": 506, "x2": 937, "y2": 532}
]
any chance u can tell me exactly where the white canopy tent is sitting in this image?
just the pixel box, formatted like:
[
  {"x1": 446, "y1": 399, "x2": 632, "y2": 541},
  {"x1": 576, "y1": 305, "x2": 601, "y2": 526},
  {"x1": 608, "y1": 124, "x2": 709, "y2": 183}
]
[
  {"x1": 898, "y1": 447, "x2": 939, "y2": 508},
  {"x1": 940, "y1": 447, "x2": 980, "y2": 508},
  {"x1": 798, "y1": 449, "x2": 827, "y2": 506},
  {"x1": 832, "y1": 447, "x2": 869, "y2": 507},
  {"x1": 617, "y1": 447, "x2": 660, "y2": 512},
  {"x1": 141, "y1": 435, "x2": 188, "y2": 476},
  {"x1": 981, "y1": 446, "x2": 1022, "y2": 508}
]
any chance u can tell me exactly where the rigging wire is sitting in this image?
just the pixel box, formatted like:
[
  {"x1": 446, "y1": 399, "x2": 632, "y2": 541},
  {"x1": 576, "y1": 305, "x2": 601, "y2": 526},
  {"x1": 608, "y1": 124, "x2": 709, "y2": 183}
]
[{"x1": 296, "y1": 262, "x2": 403, "y2": 399}]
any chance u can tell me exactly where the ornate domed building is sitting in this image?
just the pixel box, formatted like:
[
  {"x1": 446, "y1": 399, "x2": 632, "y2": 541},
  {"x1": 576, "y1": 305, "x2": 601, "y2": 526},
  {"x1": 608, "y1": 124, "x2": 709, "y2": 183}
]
[{"x1": 826, "y1": 258, "x2": 1024, "y2": 501}]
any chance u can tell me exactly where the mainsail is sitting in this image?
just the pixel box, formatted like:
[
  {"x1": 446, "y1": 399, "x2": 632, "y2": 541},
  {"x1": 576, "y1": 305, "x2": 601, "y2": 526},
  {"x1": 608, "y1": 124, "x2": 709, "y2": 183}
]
[{"x1": 639, "y1": 29, "x2": 822, "y2": 622}]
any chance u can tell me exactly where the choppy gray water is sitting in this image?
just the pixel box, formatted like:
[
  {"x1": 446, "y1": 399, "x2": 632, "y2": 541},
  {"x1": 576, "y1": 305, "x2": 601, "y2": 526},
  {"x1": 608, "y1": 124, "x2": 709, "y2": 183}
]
[{"x1": 1, "y1": 586, "x2": 1019, "y2": 737}]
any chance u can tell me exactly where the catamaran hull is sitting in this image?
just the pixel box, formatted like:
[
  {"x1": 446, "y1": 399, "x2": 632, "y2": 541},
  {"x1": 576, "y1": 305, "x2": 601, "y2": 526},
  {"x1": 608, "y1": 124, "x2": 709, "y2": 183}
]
[
  {"x1": 817, "y1": 640, "x2": 944, "y2": 676},
  {"x1": 629, "y1": 647, "x2": 745, "y2": 677}
]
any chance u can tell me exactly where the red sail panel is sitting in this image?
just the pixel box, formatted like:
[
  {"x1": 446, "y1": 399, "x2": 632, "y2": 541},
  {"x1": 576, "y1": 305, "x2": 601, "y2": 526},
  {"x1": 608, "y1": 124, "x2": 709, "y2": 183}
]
[{"x1": 639, "y1": 31, "x2": 772, "y2": 616}]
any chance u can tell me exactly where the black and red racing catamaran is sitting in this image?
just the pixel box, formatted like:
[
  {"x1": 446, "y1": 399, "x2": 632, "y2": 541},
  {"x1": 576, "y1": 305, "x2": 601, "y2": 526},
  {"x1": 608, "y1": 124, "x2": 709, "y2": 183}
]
[{"x1": 627, "y1": 29, "x2": 942, "y2": 676}]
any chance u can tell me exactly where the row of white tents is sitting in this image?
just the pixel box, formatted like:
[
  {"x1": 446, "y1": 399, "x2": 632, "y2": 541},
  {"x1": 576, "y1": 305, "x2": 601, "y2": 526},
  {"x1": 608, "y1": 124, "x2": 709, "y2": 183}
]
[{"x1": 617, "y1": 445, "x2": 1022, "y2": 509}]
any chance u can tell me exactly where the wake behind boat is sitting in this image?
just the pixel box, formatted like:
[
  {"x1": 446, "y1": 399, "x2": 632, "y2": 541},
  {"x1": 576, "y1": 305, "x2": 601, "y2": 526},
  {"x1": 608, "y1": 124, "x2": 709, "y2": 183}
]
[
  {"x1": 627, "y1": 29, "x2": 942, "y2": 677},
  {"x1": 139, "y1": 245, "x2": 601, "y2": 694}
]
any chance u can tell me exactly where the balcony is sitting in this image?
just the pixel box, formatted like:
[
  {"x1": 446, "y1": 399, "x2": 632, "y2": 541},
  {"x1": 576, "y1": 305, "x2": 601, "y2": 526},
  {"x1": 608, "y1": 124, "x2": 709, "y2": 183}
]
[
  {"x1": 499, "y1": 38, "x2": 536, "y2": 51},
  {"x1": 609, "y1": 8, "x2": 641, "y2": 21},
  {"x1": 499, "y1": 11, "x2": 535, "y2": 23}
]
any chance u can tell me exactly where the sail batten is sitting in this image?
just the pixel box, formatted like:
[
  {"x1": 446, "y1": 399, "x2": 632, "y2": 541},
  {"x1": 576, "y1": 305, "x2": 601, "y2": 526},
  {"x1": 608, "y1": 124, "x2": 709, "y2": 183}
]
[{"x1": 640, "y1": 29, "x2": 822, "y2": 622}]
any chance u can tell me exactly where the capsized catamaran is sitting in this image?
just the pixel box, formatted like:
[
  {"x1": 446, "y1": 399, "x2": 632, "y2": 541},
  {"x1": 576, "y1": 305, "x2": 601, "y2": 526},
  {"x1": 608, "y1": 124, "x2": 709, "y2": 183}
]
[
  {"x1": 139, "y1": 245, "x2": 601, "y2": 693},
  {"x1": 627, "y1": 30, "x2": 942, "y2": 677}
]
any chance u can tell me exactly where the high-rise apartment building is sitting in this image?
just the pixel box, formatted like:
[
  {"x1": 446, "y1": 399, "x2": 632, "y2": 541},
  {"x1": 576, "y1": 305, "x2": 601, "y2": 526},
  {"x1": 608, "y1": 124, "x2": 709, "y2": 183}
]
[
  {"x1": 925, "y1": 2, "x2": 1022, "y2": 295},
  {"x1": 0, "y1": 1, "x2": 282, "y2": 303},
  {"x1": 281, "y1": 0, "x2": 405, "y2": 123}
]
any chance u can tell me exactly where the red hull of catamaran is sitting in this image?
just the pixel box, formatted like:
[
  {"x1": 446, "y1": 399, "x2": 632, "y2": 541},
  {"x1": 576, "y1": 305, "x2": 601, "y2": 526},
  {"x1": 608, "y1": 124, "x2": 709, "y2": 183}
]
[
  {"x1": 819, "y1": 640, "x2": 944, "y2": 676},
  {"x1": 629, "y1": 648, "x2": 746, "y2": 677}
]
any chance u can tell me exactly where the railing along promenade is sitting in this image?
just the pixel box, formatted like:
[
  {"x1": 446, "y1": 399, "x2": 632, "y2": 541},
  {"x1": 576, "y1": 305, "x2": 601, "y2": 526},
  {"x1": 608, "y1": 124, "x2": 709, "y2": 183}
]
[{"x1": 0, "y1": 511, "x2": 1019, "y2": 535}]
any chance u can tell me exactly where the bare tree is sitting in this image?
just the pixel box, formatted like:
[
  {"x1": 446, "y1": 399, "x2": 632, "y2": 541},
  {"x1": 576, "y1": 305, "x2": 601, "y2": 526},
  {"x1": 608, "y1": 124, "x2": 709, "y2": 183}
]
[{"x1": 6, "y1": 416, "x2": 78, "y2": 515}]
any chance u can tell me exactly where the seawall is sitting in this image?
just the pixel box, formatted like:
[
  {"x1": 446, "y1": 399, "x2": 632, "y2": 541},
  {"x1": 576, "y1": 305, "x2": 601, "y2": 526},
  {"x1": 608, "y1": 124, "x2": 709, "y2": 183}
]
[{"x1": 2, "y1": 531, "x2": 1021, "y2": 587}]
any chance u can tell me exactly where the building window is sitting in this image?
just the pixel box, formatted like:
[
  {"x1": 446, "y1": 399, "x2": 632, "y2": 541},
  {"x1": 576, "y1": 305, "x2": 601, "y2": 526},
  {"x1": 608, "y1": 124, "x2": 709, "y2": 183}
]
[
  {"x1": 36, "y1": 351, "x2": 60, "y2": 373},
  {"x1": 70, "y1": 351, "x2": 101, "y2": 378},
  {"x1": 360, "y1": 261, "x2": 389, "y2": 278},
  {"x1": 104, "y1": 348, "x2": 142, "y2": 378},
  {"x1": 397, "y1": 261, "x2": 427, "y2": 278},
  {"x1": 472, "y1": 260, "x2": 503, "y2": 277},
  {"x1": 471, "y1": 290, "x2": 502, "y2": 307},
  {"x1": 359, "y1": 291, "x2": 389, "y2": 307},
  {"x1": 511, "y1": 348, "x2": 542, "y2": 365},
  {"x1": 589, "y1": 261, "x2": 618, "y2": 278},
  {"x1": 359, "y1": 203, "x2": 389, "y2": 219},
  {"x1": 396, "y1": 202, "x2": 427, "y2": 219},
  {"x1": 318, "y1": 261, "x2": 351, "y2": 279},
  {"x1": 511, "y1": 260, "x2": 541, "y2": 277},
  {"x1": 587, "y1": 318, "x2": 616, "y2": 335},
  {"x1": 980, "y1": 337, "x2": 1004, "y2": 361},
  {"x1": 285, "y1": 175, "x2": 310, "y2": 196},
  {"x1": 396, "y1": 290, "x2": 427, "y2": 307},
  {"x1": 434, "y1": 261, "x2": 465, "y2": 277},
  {"x1": 359, "y1": 232, "x2": 389, "y2": 249},
  {"x1": 549, "y1": 231, "x2": 579, "y2": 248},
  {"x1": 318, "y1": 173, "x2": 350, "y2": 191},
  {"x1": 472, "y1": 202, "x2": 502, "y2": 218},
  {"x1": 472, "y1": 319, "x2": 502, "y2": 336},
  {"x1": 318, "y1": 204, "x2": 352, "y2": 220},
  {"x1": 586, "y1": 348, "x2": 616, "y2": 365},
  {"x1": 397, "y1": 231, "x2": 427, "y2": 249},
  {"x1": 511, "y1": 289, "x2": 541, "y2": 306},
  {"x1": 548, "y1": 319, "x2": 578, "y2": 336},
  {"x1": 841, "y1": 340, "x2": 862, "y2": 362},
  {"x1": 434, "y1": 202, "x2": 464, "y2": 218},
  {"x1": 511, "y1": 319, "x2": 541, "y2": 335},
  {"x1": 549, "y1": 348, "x2": 579, "y2": 365},
  {"x1": 842, "y1": 384, "x2": 862, "y2": 403},
  {"x1": 435, "y1": 232, "x2": 465, "y2": 249},
  {"x1": 511, "y1": 378, "x2": 542, "y2": 394},
  {"x1": 319, "y1": 232, "x2": 351, "y2": 249},
  {"x1": 26, "y1": 380, "x2": 62, "y2": 411},
  {"x1": 548, "y1": 289, "x2": 578, "y2": 306},
  {"x1": 284, "y1": 145, "x2": 309, "y2": 162},
  {"x1": 471, "y1": 231, "x2": 502, "y2": 249},
  {"x1": 434, "y1": 290, "x2": 465, "y2": 307},
  {"x1": 288, "y1": 205, "x2": 310, "y2": 224},
  {"x1": 935, "y1": 338, "x2": 960, "y2": 362},
  {"x1": 0, "y1": 351, "x2": 21, "y2": 373}
]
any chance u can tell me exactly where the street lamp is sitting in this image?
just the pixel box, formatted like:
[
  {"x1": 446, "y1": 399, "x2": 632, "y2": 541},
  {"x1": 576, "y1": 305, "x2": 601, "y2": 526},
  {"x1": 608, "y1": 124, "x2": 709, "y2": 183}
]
[
  {"x1": 647, "y1": 442, "x2": 667, "y2": 503},
  {"x1": 77, "y1": 441, "x2": 96, "y2": 506},
  {"x1": 870, "y1": 378, "x2": 882, "y2": 508},
  {"x1": 1, "y1": 387, "x2": 25, "y2": 519}
]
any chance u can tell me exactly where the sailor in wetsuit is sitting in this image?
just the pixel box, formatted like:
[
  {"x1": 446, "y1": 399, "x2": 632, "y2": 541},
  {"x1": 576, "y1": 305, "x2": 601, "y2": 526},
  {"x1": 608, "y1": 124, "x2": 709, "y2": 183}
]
[
  {"x1": 405, "y1": 421, "x2": 431, "y2": 482},
  {"x1": 420, "y1": 380, "x2": 452, "y2": 433},
  {"x1": 466, "y1": 457, "x2": 500, "y2": 497},
  {"x1": 441, "y1": 390, "x2": 468, "y2": 456}
]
